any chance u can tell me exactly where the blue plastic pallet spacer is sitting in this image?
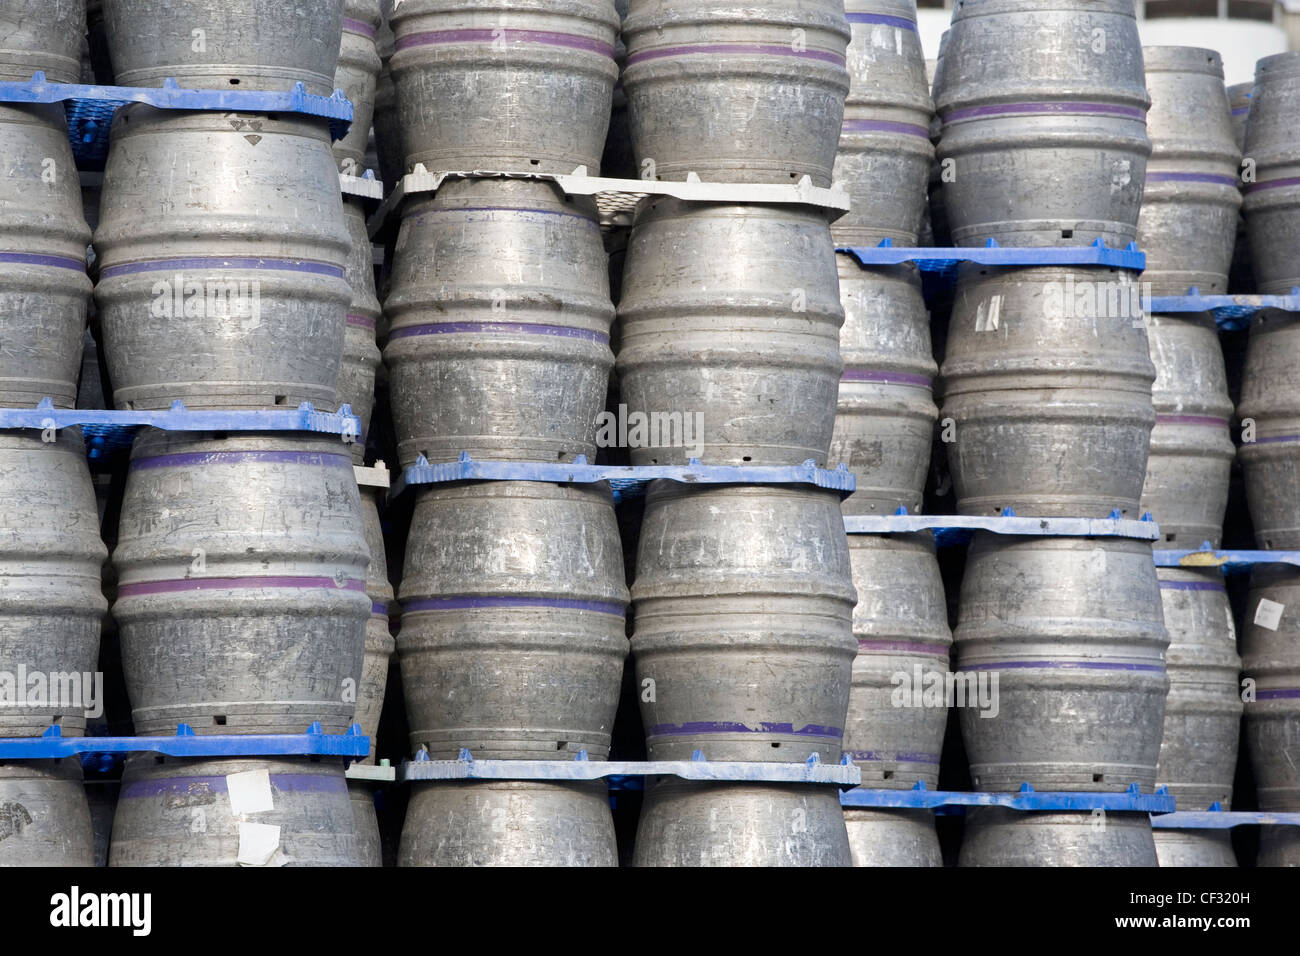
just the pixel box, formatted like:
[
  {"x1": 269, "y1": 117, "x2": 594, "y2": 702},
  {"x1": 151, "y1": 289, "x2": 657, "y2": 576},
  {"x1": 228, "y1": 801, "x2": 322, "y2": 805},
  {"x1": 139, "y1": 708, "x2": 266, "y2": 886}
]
[
  {"x1": 0, "y1": 73, "x2": 354, "y2": 167},
  {"x1": 1149, "y1": 804, "x2": 1300, "y2": 829},
  {"x1": 839, "y1": 237, "x2": 1147, "y2": 272},
  {"x1": 845, "y1": 506, "x2": 1161, "y2": 544},
  {"x1": 839, "y1": 780, "x2": 1176, "y2": 814},
  {"x1": 391, "y1": 452, "x2": 856, "y2": 500},
  {"x1": 1145, "y1": 288, "x2": 1300, "y2": 331},
  {"x1": 397, "y1": 748, "x2": 861, "y2": 786},
  {"x1": 1153, "y1": 545, "x2": 1300, "y2": 574},
  {"x1": 0, "y1": 399, "x2": 362, "y2": 459},
  {"x1": 0, "y1": 722, "x2": 370, "y2": 760}
]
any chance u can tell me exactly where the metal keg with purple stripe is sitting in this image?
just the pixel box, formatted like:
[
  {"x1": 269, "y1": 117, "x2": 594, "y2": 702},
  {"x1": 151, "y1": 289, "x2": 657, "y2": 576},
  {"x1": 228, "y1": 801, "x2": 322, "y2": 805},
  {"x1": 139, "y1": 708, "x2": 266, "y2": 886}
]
[
  {"x1": 630, "y1": 484, "x2": 856, "y2": 763},
  {"x1": 0, "y1": 102, "x2": 92, "y2": 409},
  {"x1": 389, "y1": 0, "x2": 620, "y2": 174},
  {"x1": 109, "y1": 756, "x2": 363, "y2": 866},
  {"x1": 1242, "y1": 567, "x2": 1300, "y2": 813},
  {"x1": 397, "y1": 480, "x2": 629, "y2": 760},
  {"x1": 383, "y1": 177, "x2": 615, "y2": 467},
  {"x1": 621, "y1": 0, "x2": 850, "y2": 185},
  {"x1": 934, "y1": 0, "x2": 1151, "y2": 248},
  {"x1": 953, "y1": 534, "x2": 1170, "y2": 793},
  {"x1": 832, "y1": 0, "x2": 934, "y2": 246},
  {"x1": 829, "y1": 259, "x2": 936, "y2": 515},
  {"x1": 1139, "y1": 312, "x2": 1235, "y2": 548},
  {"x1": 334, "y1": 0, "x2": 382, "y2": 173},
  {"x1": 93, "y1": 107, "x2": 351, "y2": 411},
  {"x1": 1239, "y1": 309, "x2": 1300, "y2": 548},
  {"x1": 1242, "y1": 52, "x2": 1300, "y2": 295},
  {"x1": 338, "y1": 199, "x2": 382, "y2": 463},
  {"x1": 112, "y1": 431, "x2": 371, "y2": 736},
  {"x1": 1136, "y1": 47, "x2": 1242, "y2": 296}
]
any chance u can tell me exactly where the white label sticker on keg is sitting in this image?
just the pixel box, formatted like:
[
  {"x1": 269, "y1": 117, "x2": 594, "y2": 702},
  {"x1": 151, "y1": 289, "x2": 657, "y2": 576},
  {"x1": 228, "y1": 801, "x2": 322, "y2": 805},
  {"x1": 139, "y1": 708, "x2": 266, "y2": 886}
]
[
  {"x1": 236, "y1": 823, "x2": 282, "y2": 866},
  {"x1": 226, "y1": 770, "x2": 274, "y2": 815},
  {"x1": 1254, "y1": 598, "x2": 1285, "y2": 631},
  {"x1": 974, "y1": 295, "x2": 1002, "y2": 332}
]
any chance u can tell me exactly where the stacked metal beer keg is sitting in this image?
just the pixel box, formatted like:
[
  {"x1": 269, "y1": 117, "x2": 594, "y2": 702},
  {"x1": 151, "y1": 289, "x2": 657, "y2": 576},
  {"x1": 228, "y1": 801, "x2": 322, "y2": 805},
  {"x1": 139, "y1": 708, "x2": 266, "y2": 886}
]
[
  {"x1": 823, "y1": 0, "x2": 947, "y2": 867},
  {"x1": 932, "y1": 0, "x2": 1169, "y2": 867},
  {"x1": 614, "y1": 0, "x2": 859, "y2": 867},
  {"x1": 1238, "y1": 50, "x2": 1300, "y2": 868},
  {"x1": 382, "y1": 0, "x2": 625, "y2": 867},
  {"x1": 0, "y1": 0, "x2": 100, "y2": 867},
  {"x1": 78, "y1": 0, "x2": 373, "y2": 867}
]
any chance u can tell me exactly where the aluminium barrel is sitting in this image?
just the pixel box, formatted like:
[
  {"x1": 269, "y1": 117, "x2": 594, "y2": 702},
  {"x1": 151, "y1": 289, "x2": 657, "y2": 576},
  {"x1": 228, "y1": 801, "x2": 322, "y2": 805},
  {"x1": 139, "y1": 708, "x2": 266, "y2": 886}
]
[
  {"x1": 954, "y1": 534, "x2": 1170, "y2": 792},
  {"x1": 398, "y1": 481, "x2": 629, "y2": 759},
  {"x1": 832, "y1": 0, "x2": 933, "y2": 246},
  {"x1": 844, "y1": 808, "x2": 942, "y2": 867},
  {"x1": 621, "y1": 0, "x2": 850, "y2": 186},
  {"x1": 1153, "y1": 831, "x2": 1237, "y2": 868},
  {"x1": 112, "y1": 431, "x2": 370, "y2": 736},
  {"x1": 0, "y1": 759, "x2": 95, "y2": 866},
  {"x1": 0, "y1": 432, "x2": 106, "y2": 738},
  {"x1": 94, "y1": 107, "x2": 351, "y2": 411},
  {"x1": 829, "y1": 258, "x2": 936, "y2": 514},
  {"x1": 1239, "y1": 310, "x2": 1300, "y2": 548},
  {"x1": 959, "y1": 810, "x2": 1158, "y2": 866},
  {"x1": 0, "y1": 104, "x2": 92, "y2": 409},
  {"x1": 334, "y1": 1, "x2": 382, "y2": 174},
  {"x1": 1242, "y1": 568, "x2": 1300, "y2": 811},
  {"x1": 109, "y1": 756, "x2": 362, "y2": 866},
  {"x1": 1242, "y1": 52, "x2": 1300, "y2": 295},
  {"x1": 339, "y1": 199, "x2": 381, "y2": 463},
  {"x1": 384, "y1": 179, "x2": 614, "y2": 467},
  {"x1": 0, "y1": 0, "x2": 86, "y2": 84},
  {"x1": 102, "y1": 0, "x2": 343, "y2": 95},
  {"x1": 356, "y1": 486, "x2": 394, "y2": 763},
  {"x1": 616, "y1": 198, "x2": 843, "y2": 466},
  {"x1": 631, "y1": 483, "x2": 856, "y2": 762},
  {"x1": 940, "y1": 266, "x2": 1157, "y2": 517},
  {"x1": 844, "y1": 532, "x2": 951, "y2": 789},
  {"x1": 633, "y1": 781, "x2": 852, "y2": 867},
  {"x1": 934, "y1": 0, "x2": 1150, "y2": 247},
  {"x1": 389, "y1": 0, "x2": 619, "y2": 175},
  {"x1": 1139, "y1": 313, "x2": 1235, "y2": 548}
]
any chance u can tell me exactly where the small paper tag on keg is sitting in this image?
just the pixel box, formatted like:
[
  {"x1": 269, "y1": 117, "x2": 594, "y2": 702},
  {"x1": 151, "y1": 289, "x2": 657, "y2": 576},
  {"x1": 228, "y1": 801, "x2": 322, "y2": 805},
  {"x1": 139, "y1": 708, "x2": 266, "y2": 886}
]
[
  {"x1": 226, "y1": 770, "x2": 274, "y2": 815},
  {"x1": 236, "y1": 823, "x2": 282, "y2": 866},
  {"x1": 974, "y1": 296, "x2": 1001, "y2": 332},
  {"x1": 1254, "y1": 598, "x2": 1285, "y2": 631}
]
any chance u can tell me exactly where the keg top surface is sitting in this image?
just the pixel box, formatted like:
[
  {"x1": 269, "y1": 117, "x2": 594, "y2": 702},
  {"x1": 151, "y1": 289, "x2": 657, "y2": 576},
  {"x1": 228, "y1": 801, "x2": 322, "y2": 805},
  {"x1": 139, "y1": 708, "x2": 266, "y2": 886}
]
[
  {"x1": 949, "y1": 0, "x2": 1139, "y2": 20},
  {"x1": 623, "y1": 0, "x2": 851, "y2": 38},
  {"x1": 393, "y1": 0, "x2": 621, "y2": 31},
  {"x1": 844, "y1": 0, "x2": 919, "y2": 22},
  {"x1": 1142, "y1": 45, "x2": 1223, "y2": 78},
  {"x1": 1255, "y1": 50, "x2": 1300, "y2": 82}
]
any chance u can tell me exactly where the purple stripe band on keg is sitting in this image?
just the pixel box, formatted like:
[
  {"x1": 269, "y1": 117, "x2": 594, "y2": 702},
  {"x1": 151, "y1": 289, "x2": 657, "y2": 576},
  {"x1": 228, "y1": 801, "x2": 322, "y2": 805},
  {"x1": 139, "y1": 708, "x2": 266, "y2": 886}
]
[
  {"x1": 99, "y1": 257, "x2": 345, "y2": 279},
  {"x1": 856, "y1": 639, "x2": 950, "y2": 656},
  {"x1": 122, "y1": 773, "x2": 347, "y2": 799},
  {"x1": 1254, "y1": 434, "x2": 1300, "y2": 444},
  {"x1": 1244, "y1": 176, "x2": 1300, "y2": 193},
  {"x1": 347, "y1": 313, "x2": 376, "y2": 329},
  {"x1": 0, "y1": 251, "x2": 87, "y2": 271},
  {"x1": 626, "y1": 44, "x2": 846, "y2": 67},
  {"x1": 119, "y1": 576, "x2": 368, "y2": 597},
  {"x1": 1145, "y1": 172, "x2": 1239, "y2": 187},
  {"x1": 343, "y1": 17, "x2": 377, "y2": 38},
  {"x1": 1231, "y1": 106, "x2": 1250, "y2": 116},
  {"x1": 1256, "y1": 688, "x2": 1300, "y2": 700},
  {"x1": 845, "y1": 750, "x2": 940, "y2": 764},
  {"x1": 1159, "y1": 579, "x2": 1226, "y2": 592},
  {"x1": 131, "y1": 450, "x2": 355, "y2": 470},
  {"x1": 1155, "y1": 414, "x2": 1231, "y2": 427},
  {"x1": 841, "y1": 118, "x2": 930, "y2": 137},
  {"x1": 842, "y1": 368, "x2": 932, "y2": 387},
  {"x1": 388, "y1": 321, "x2": 610, "y2": 345},
  {"x1": 964, "y1": 661, "x2": 1165, "y2": 672},
  {"x1": 942, "y1": 101, "x2": 1147, "y2": 122},
  {"x1": 396, "y1": 28, "x2": 616, "y2": 58},
  {"x1": 404, "y1": 595, "x2": 626, "y2": 616},
  {"x1": 846, "y1": 12, "x2": 918, "y2": 30},
  {"x1": 648, "y1": 721, "x2": 843, "y2": 738},
  {"x1": 371, "y1": 601, "x2": 388, "y2": 617}
]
